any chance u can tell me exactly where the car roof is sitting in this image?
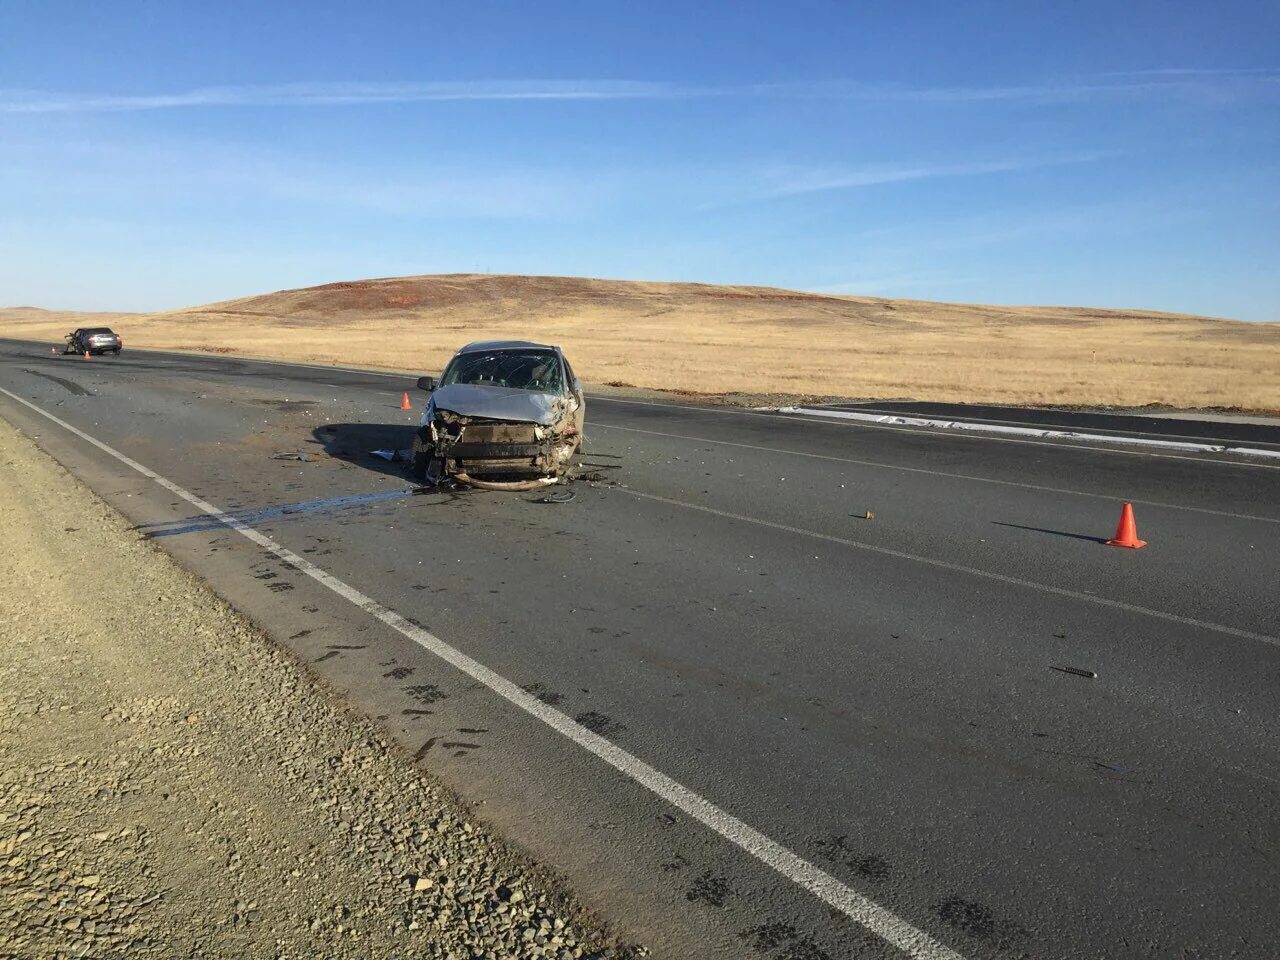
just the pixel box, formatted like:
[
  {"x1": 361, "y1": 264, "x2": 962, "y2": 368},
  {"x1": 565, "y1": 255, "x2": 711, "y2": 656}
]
[{"x1": 456, "y1": 340, "x2": 559, "y2": 355}]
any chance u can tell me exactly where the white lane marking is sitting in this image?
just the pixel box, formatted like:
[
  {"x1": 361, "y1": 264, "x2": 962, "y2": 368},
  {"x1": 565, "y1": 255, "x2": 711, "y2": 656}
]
[
  {"x1": 40, "y1": 341, "x2": 1274, "y2": 471},
  {"x1": 774, "y1": 406, "x2": 1280, "y2": 461},
  {"x1": 612, "y1": 486, "x2": 1280, "y2": 649},
  {"x1": 589, "y1": 396, "x2": 1280, "y2": 470},
  {"x1": 590, "y1": 421, "x2": 1280, "y2": 525},
  {"x1": 0, "y1": 384, "x2": 965, "y2": 960},
  {"x1": 811, "y1": 404, "x2": 1278, "y2": 449}
]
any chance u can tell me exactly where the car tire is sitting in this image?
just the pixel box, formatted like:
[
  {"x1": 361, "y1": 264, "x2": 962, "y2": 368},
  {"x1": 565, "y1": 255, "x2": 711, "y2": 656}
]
[
  {"x1": 409, "y1": 448, "x2": 431, "y2": 481},
  {"x1": 409, "y1": 431, "x2": 435, "y2": 482}
]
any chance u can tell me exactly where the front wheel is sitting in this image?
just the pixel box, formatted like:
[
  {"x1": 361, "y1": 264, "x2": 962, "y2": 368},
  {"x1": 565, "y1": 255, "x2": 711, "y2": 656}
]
[{"x1": 409, "y1": 433, "x2": 430, "y2": 481}]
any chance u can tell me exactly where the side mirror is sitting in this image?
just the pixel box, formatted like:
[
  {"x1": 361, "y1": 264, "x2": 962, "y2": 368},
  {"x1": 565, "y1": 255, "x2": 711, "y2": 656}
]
[{"x1": 416, "y1": 376, "x2": 436, "y2": 392}]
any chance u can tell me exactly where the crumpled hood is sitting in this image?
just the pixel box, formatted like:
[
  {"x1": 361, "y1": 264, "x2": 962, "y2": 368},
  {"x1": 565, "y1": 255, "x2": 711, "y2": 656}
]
[{"x1": 427, "y1": 383, "x2": 563, "y2": 426}]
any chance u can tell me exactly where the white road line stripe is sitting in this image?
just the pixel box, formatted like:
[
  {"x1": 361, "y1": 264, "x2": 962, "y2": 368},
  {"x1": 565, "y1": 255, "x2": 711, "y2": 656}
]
[
  {"x1": 814, "y1": 404, "x2": 1279, "y2": 449},
  {"x1": 30, "y1": 341, "x2": 1274, "y2": 470},
  {"x1": 775, "y1": 406, "x2": 1280, "y2": 461},
  {"x1": 588, "y1": 396, "x2": 1280, "y2": 470},
  {"x1": 0, "y1": 384, "x2": 966, "y2": 960},
  {"x1": 612, "y1": 486, "x2": 1280, "y2": 649},
  {"x1": 590, "y1": 422, "x2": 1280, "y2": 524}
]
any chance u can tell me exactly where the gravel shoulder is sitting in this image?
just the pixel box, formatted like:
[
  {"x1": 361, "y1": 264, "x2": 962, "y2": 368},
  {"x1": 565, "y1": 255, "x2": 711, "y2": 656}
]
[{"x1": 0, "y1": 414, "x2": 638, "y2": 960}]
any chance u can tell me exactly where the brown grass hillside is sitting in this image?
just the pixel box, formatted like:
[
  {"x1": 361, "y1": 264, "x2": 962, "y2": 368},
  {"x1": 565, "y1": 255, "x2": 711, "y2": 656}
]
[{"x1": 4, "y1": 274, "x2": 1278, "y2": 410}]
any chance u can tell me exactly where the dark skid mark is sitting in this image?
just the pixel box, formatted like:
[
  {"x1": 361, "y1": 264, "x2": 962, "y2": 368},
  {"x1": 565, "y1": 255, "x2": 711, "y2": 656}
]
[
  {"x1": 811, "y1": 835, "x2": 892, "y2": 882},
  {"x1": 685, "y1": 871, "x2": 731, "y2": 908},
  {"x1": 785, "y1": 938, "x2": 832, "y2": 960},
  {"x1": 23, "y1": 369, "x2": 93, "y2": 396},
  {"x1": 401, "y1": 708, "x2": 433, "y2": 716},
  {"x1": 933, "y1": 896, "x2": 1026, "y2": 946},
  {"x1": 740, "y1": 921, "x2": 831, "y2": 959},
  {"x1": 521, "y1": 682, "x2": 564, "y2": 706},
  {"x1": 574, "y1": 710, "x2": 625, "y2": 735},
  {"x1": 267, "y1": 582, "x2": 294, "y2": 593},
  {"x1": 935, "y1": 897, "x2": 997, "y2": 938},
  {"x1": 457, "y1": 727, "x2": 488, "y2": 734},
  {"x1": 404, "y1": 684, "x2": 450, "y2": 705},
  {"x1": 383, "y1": 666, "x2": 414, "y2": 680},
  {"x1": 313, "y1": 651, "x2": 340, "y2": 663},
  {"x1": 327, "y1": 644, "x2": 365, "y2": 650},
  {"x1": 740, "y1": 921, "x2": 797, "y2": 950},
  {"x1": 414, "y1": 737, "x2": 439, "y2": 760},
  {"x1": 288, "y1": 629, "x2": 312, "y2": 639}
]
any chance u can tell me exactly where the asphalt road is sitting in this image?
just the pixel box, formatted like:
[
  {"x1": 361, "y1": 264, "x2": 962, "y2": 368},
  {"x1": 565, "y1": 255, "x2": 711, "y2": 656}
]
[{"x1": 2, "y1": 338, "x2": 1278, "y2": 960}]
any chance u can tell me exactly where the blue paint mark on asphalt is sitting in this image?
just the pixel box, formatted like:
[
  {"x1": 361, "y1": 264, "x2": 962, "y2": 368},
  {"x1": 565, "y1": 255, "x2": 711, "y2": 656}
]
[{"x1": 139, "y1": 488, "x2": 413, "y2": 538}]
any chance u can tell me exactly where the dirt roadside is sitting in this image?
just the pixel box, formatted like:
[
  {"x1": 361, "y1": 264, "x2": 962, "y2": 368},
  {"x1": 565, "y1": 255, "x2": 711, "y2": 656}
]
[{"x1": 0, "y1": 415, "x2": 639, "y2": 960}]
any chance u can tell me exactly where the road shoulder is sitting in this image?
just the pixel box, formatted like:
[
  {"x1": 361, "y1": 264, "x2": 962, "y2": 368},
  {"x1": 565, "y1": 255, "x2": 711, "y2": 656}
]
[{"x1": 0, "y1": 413, "x2": 636, "y2": 959}]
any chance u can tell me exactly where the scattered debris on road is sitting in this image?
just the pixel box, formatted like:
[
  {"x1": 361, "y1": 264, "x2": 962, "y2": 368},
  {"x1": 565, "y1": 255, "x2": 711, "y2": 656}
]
[
  {"x1": 0, "y1": 417, "x2": 637, "y2": 960},
  {"x1": 1050, "y1": 665, "x2": 1098, "y2": 679},
  {"x1": 271, "y1": 451, "x2": 310, "y2": 462},
  {"x1": 369, "y1": 448, "x2": 409, "y2": 462},
  {"x1": 532, "y1": 488, "x2": 577, "y2": 504}
]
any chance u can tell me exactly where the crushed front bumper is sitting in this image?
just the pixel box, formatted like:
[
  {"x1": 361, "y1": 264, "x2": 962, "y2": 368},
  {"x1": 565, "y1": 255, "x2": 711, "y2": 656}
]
[{"x1": 414, "y1": 412, "x2": 579, "y2": 489}]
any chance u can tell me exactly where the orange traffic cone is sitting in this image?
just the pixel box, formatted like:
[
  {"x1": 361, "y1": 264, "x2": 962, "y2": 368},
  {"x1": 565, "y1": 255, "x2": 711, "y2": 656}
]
[
  {"x1": 400, "y1": 391, "x2": 412, "y2": 411},
  {"x1": 1106, "y1": 502, "x2": 1146, "y2": 549},
  {"x1": 83, "y1": 350, "x2": 91, "y2": 359}
]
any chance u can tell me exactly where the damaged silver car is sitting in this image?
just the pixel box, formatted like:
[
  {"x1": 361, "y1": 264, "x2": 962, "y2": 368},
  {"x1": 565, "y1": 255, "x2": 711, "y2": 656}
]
[{"x1": 410, "y1": 341, "x2": 585, "y2": 490}]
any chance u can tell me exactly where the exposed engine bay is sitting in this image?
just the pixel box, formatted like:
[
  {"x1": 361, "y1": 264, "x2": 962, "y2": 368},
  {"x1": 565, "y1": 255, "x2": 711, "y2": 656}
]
[
  {"x1": 412, "y1": 408, "x2": 580, "y2": 490},
  {"x1": 410, "y1": 341, "x2": 585, "y2": 491}
]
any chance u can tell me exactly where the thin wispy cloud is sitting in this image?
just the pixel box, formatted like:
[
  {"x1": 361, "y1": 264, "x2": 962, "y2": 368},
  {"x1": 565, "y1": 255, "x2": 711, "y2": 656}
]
[
  {"x1": 0, "y1": 79, "x2": 696, "y2": 113},
  {"x1": 702, "y1": 153, "x2": 1107, "y2": 207},
  {"x1": 763, "y1": 69, "x2": 1280, "y2": 104},
  {"x1": 1, "y1": 69, "x2": 1274, "y2": 113}
]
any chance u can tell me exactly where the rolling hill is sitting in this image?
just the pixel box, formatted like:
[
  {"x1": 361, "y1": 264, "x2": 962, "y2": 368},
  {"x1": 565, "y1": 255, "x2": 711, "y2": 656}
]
[{"x1": 4, "y1": 274, "x2": 1278, "y2": 410}]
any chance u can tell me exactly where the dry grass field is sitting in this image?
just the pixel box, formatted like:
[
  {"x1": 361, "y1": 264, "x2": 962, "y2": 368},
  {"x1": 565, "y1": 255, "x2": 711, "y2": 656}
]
[{"x1": 4, "y1": 274, "x2": 1278, "y2": 410}]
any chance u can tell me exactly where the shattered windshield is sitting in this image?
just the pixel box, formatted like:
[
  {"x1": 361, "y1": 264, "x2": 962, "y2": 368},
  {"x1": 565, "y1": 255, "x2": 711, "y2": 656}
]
[{"x1": 441, "y1": 350, "x2": 563, "y2": 393}]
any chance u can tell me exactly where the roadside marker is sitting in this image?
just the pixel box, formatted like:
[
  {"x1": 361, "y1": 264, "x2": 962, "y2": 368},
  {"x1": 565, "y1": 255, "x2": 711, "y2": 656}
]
[
  {"x1": 400, "y1": 391, "x2": 412, "y2": 411},
  {"x1": 84, "y1": 350, "x2": 90, "y2": 360},
  {"x1": 1106, "y1": 502, "x2": 1147, "y2": 549}
]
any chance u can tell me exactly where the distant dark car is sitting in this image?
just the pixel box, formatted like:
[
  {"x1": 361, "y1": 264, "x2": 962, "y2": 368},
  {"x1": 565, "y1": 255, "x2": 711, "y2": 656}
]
[{"x1": 64, "y1": 327, "x2": 122, "y2": 356}]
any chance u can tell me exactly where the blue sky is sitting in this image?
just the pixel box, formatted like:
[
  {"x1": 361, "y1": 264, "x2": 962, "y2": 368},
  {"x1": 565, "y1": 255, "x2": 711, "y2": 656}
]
[{"x1": 1, "y1": 1, "x2": 1277, "y2": 319}]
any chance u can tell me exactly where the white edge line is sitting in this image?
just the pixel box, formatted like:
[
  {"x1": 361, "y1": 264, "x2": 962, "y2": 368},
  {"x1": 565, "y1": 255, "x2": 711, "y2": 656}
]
[
  {"x1": 588, "y1": 421, "x2": 1280, "y2": 525},
  {"x1": 18, "y1": 340, "x2": 1275, "y2": 469},
  {"x1": 610, "y1": 487, "x2": 1280, "y2": 648},
  {"x1": 774, "y1": 407, "x2": 1280, "y2": 461},
  {"x1": 0, "y1": 384, "x2": 965, "y2": 960}
]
